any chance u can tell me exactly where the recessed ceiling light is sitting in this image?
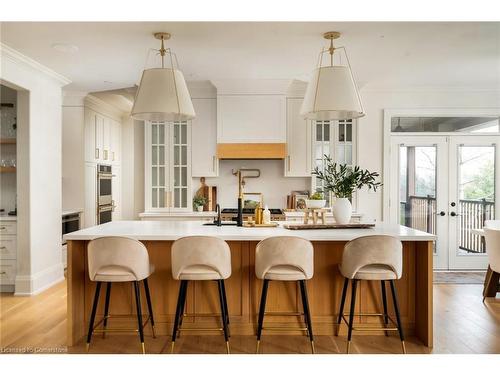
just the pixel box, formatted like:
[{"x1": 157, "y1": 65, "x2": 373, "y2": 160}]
[{"x1": 51, "y1": 43, "x2": 79, "y2": 53}]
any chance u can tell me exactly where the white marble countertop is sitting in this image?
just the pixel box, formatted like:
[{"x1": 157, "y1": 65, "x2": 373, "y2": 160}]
[
  {"x1": 139, "y1": 211, "x2": 217, "y2": 218},
  {"x1": 0, "y1": 214, "x2": 17, "y2": 221},
  {"x1": 64, "y1": 220, "x2": 435, "y2": 242}
]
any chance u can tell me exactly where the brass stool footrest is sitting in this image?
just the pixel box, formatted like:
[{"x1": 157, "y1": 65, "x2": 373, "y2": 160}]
[
  {"x1": 264, "y1": 312, "x2": 303, "y2": 316},
  {"x1": 178, "y1": 327, "x2": 224, "y2": 332},
  {"x1": 262, "y1": 326, "x2": 308, "y2": 332},
  {"x1": 92, "y1": 314, "x2": 151, "y2": 333},
  {"x1": 340, "y1": 313, "x2": 399, "y2": 332},
  {"x1": 182, "y1": 313, "x2": 223, "y2": 318}
]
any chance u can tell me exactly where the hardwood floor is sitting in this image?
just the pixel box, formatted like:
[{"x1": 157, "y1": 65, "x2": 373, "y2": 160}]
[{"x1": 1, "y1": 281, "x2": 499, "y2": 354}]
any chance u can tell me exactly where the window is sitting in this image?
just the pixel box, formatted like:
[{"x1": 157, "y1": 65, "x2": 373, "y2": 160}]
[{"x1": 312, "y1": 119, "x2": 356, "y2": 207}]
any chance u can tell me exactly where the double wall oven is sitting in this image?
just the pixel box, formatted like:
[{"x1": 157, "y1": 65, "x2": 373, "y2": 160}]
[{"x1": 97, "y1": 164, "x2": 115, "y2": 224}]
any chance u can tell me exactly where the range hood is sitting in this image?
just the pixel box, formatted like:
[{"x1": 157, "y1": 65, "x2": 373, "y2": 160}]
[
  {"x1": 214, "y1": 80, "x2": 289, "y2": 160},
  {"x1": 217, "y1": 143, "x2": 287, "y2": 159}
]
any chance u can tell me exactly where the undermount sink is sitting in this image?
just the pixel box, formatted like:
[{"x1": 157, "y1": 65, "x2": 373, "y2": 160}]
[{"x1": 203, "y1": 221, "x2": 238, "y2": 226}]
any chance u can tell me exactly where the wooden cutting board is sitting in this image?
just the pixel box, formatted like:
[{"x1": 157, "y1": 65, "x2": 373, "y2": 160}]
[{"x1": 283, "y1": 223, "x2": 375, "y2": 230}]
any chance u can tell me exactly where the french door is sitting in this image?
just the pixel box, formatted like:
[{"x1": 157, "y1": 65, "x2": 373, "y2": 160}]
[{"x1": 390, "y1": 135, "x2": 500, "y2": 270}]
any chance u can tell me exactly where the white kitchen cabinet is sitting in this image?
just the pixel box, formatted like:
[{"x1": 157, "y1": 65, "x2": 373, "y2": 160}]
[
  {"x1": 217, "y1": 95, "x2": 286, "y2": 143},
  {"x1": 191, "y1": 98, "x2": 218, "y2": 177},
  {"x1": 145, "y1": 121, "x2": 192, "y2": 212},
  {"x1": 112, "y1": 165, "x2": 122, "y2": 220},
  {"x1": 84, "y1": 108, "x2": 121, "y2": 165},
  {"x1": 102, "y1": 116, "x2": 111, "y2": 162},
  {"x1": 285, "y1": 98, "x2": 312, "y2": 177},
  {"x1": 111, "y1": 120, "x2": 121, "y2": 164},
  {"x1": 0, "y1": 221, "x2": 16, "y2": 292},
  {"x1": 84, "y1": 162, "x2": 97, "y2": 227}
]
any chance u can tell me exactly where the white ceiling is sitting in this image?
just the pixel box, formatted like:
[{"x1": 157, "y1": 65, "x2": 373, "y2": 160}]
[{"x1": 1, "y1": 22, "x2": 499, "y2": 92}]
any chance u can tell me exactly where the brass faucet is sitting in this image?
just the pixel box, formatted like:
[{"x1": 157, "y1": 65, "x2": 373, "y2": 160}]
[{"x1": 232, "y1": 168, "x2": 260, "y2": 226}]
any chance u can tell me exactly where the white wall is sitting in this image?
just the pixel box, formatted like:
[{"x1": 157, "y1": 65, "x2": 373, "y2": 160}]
[
  {"x1": 1, "y1": 43, "x2": 70, "y2": 295},
  {"x1": 121, "y1": 118, "x2": 144, "y2": 219},
  {"x1": 62, "y1": 93, "x2": 86, "y2": 212},
  {"x1": 200, "y1": 160, "x2": 309, "y2": 208},
  {"x1": 356, "y1": 88, "x2": 500, "y2": 222}
]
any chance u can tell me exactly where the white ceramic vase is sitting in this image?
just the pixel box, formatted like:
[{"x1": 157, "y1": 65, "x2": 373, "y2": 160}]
[{"x1": 332, "y1": 198, "x2": 352, "y2": 224}]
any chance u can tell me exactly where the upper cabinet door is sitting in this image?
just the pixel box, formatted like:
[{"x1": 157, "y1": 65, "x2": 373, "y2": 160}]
[
  {"x1": 191, "y1": 98, "x2": 218, "y2": 177},
  {"x1": 102, "y1": 117, "x2": 111, "y2": 162},
  {"x1": 285, "y1": 98, "x2": 312, "y2": 177},
  {"x1": 111, "y1": 120, "x2": 121, "y2": 164},
  {"x1": 84, "y1": 109, "x2": 97, "y2": 162},
  {"x1": 217, "y1": 95, "x2": 286, "y2": 143}
]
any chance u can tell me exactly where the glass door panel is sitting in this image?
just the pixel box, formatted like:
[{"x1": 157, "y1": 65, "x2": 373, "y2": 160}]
[
  {"x1": 170, "y1": 121, "x2": 190, "y2": 211},
  {"x1": 448, "y1": 136, "x2": 500, "y2": 269},
  {"x1": 390, "y1": 136, "x2": 449, "y2": 269}
]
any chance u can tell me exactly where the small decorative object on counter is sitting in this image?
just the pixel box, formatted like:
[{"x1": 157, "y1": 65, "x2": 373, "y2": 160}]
[
  {"x1": 262, "y1": 205, "x2": 271, "y2": 225},
  {"x1": 312, "y1": 156, "x2": 381, "y2": 224},
  {"x1": 193, "y1": 194, "x2": 208, "y2": 212},
  {"x1": 305, "y1": 191, "x2": 326, "y2": 209},
  {"x1": 254, "y1": 203, "x2": 263, "y2": 224}
]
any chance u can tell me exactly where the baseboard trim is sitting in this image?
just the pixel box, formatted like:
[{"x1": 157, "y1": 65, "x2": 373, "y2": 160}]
[{"x1": 14, "y1": 262, "x2": 65, "y2": 296}]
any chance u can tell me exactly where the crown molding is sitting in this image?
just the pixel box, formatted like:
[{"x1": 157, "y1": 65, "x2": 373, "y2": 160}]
[
  {"x1": 85, "y1": 94, "x2": 126, "y2": 122},
  {"x1": 360, "y1": 85, "x2": 500, "y2": 93},
  {"x1": 212, "y1": 79, "x2": 291, "y2": 95},
  {"x1": 62, "y1": 91, "x2": 89, "y2": 106},
  {"x1": 1, "y1": 43, "x2": 71, "y2": 86}
]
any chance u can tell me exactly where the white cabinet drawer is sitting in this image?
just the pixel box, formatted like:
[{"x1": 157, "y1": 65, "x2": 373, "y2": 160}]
[
  {"x1": 0, "y1": 237, "x2": 17, "y2": 260},
  {"x1": 0, "y1": 222, "x2": 16, "y2": 235},
  {"x1": 0, "y1": 260, "x2": 16, "y2": 285}
]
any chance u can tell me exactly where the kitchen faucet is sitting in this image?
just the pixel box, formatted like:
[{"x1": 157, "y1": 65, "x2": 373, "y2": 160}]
[
  {"x1": 232, "y1": 168, "x2": 260, "y2": 227},
  {"x1": 215, "y1": 204, "x2": 222, "y2": 227}
]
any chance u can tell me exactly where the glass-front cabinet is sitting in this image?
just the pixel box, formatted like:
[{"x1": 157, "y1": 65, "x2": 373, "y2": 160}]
[
  {"x1": 311, "y1": 119, "x2": 357, "y2": 207},
  {"x1": 145, "y1": 121, "x2": 191, "y2": 212}
]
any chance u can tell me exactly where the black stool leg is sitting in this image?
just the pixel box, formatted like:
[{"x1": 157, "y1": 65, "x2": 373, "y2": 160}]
[
  {"x1": 336, "y1": 278, "x2": 349, "y2": 336},
  {"x1": 299, "y1": 280, "x2": 315, "y2": 354},
  {"x1": 256, "y1": 279, "x2": 269, "y2": 353},
  {"x1": 177, "y1": 281, "x2": 187, "y2": 337},
  {"x1": 389, "y1": 280, "x2": 406, "y2": 354},
  {"x1": 221, "y1": 279, "x2": 230, "y2": 337},
  {"x1": 346, "y1": 279, "x2": 358, "y2": 354},
  {"x1": 217, "y1": 280, "x2": 230, "y2": 354},
  {"x1": 133, "y1": 281, "x2": 145, "y2": 354},
  {"x1": 381, "y1": 280, "x2": 389, "y2": 337},
  {"x1": 143, "y1": 278, "x2": 156, "y2": 338},
  {"x1": 171, "y1": 280, "x2": 187, "y2": 353},
  {"x1": 102, "y1": 282, "x2": 111, "y2": 338},
  {"x1": 86, "y1": 281, "x2": 101, "y2": 352}
]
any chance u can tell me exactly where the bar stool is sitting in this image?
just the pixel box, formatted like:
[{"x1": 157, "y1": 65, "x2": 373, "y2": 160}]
[
  {"x1": 483, "y1": 228, "x2": 500, "y2": 302},
  {"x1": 336, "y1": 235, "x2": 406, "y2": 354},
  {"x1": 86, "y1": 236, "x2": 156, "y2": 354},
  {"x1": 170, "y1": 236, "x2": 231, "y2": 354},
  {"x1": 255, "y1": 236, "x2": 315, "y2": 354}
]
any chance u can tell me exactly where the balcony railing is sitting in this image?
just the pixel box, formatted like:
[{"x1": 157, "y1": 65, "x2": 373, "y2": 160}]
[{"x1": 400, "y1": 196, "x2": 495, "y2": 253}]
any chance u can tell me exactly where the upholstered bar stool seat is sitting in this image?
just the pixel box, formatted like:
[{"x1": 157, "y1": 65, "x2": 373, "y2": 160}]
[
  {"x1": 255, "y1": 236, "x2": 315, "y2": 354},
  {"x1": 170, "y1": 236, "x2": 232, "y2": 354},
  {"x1": 86, "y1": 236, "x2": 156, "y2": 354},
  {"x1": 346, "y1": 264, "x2": 398, "y2": 280},
  {"x1": 92, "y1": 264, "x2": 155, "y2": 282},
  {"x1": 337, "y1": 235, "x2": 406, "y2": 354}
]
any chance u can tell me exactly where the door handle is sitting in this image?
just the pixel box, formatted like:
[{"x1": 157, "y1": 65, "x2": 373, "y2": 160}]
[
  {"x1": 450, "y1": 212, "x2": 460, "y2": 217},
  {"x1": 0, "y1": 271, "x2": 6, "y2": 275},
  {"x1": 436, "y1": 211, "x2": 446, "y2": 216}
]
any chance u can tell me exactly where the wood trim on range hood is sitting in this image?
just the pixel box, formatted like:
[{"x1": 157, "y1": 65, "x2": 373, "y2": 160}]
[{"x1": 217, "y1": 143, "x2": 287, "y2": 159}]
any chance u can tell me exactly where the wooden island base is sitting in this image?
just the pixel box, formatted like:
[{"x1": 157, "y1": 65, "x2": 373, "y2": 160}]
[{"x1": 67, "y1": 240, "x2": 433, "y2": 348}]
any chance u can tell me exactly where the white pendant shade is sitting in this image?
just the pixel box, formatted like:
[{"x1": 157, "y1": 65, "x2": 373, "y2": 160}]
[
  {"x1": 131, "y1": 68, "x2": 195, "y2": 122},
  {"x1": 301, "y1": 65, "x2": 364, "y2": 121}
]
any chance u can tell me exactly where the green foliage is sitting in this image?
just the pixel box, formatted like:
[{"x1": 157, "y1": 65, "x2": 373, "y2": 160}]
[
  {"x1": 193, "y1": 195, "x2": 208, "y2": 207},
  {"x1": 312, "y1": 155, "x2": 382, "y2": 198},
  {"x1": 462, "y1": 160, "x2": 494, "y2": 200},
  {"x1": 309, "y1": 191, "x2": 324, "y2": 200}
]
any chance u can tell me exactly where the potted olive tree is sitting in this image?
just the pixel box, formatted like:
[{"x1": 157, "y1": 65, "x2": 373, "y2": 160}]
[{"x1": 312, "y1": 156, "x2": 382, "y2": 224}]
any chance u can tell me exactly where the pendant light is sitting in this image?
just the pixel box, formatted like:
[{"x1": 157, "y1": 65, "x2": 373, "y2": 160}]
[
  {"x1": 131, "y1": 32, "x2": 195, "y2": 121},
  {"x1": 301, "y1": 31, "x2": 364, "y2": 120}
]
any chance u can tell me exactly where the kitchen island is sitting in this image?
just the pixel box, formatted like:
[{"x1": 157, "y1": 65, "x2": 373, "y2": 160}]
[{"x1": 65, "y1": 221, "x2": 435, "y2": 348}]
